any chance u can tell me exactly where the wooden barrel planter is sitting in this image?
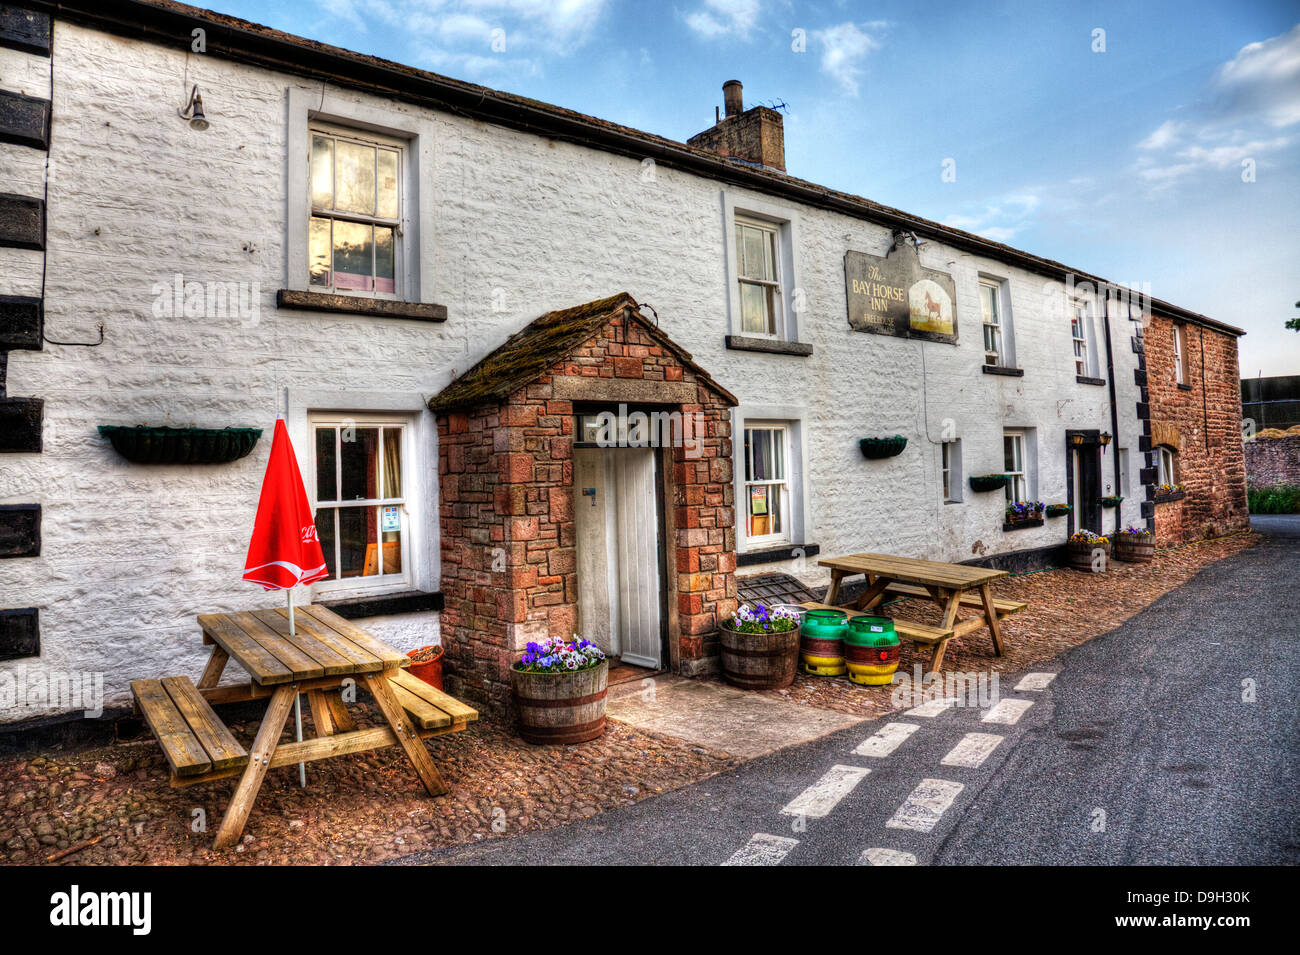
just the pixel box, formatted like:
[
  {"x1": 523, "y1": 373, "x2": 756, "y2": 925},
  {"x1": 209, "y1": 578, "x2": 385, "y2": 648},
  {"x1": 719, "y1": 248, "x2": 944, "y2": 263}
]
[
  {"x1": 720, "y1": 622, "x2": 800, "y2": 690},
  {"x1": 1114, "y1": 532, "x2": 1155, "y2": 563},
  {"x1": 510, "y1": 660, "x2": 608, "y2": 745},
  {"x1": 1067, "y1": 540, "x2": 1109, "y2": 572}
]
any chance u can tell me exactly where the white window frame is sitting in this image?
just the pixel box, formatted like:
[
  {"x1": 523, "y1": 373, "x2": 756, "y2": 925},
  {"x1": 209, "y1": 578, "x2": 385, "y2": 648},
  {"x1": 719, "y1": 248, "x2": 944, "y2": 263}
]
[
  {"x1": 1004, "y1": 430, "x2": 1028, "y2": 503},
  {"x1": 980, "y1": 280, "x2": 1003, "y2": 366},
  {"x1": 286, "y1": 87, "x2": 435, "y2": 304},
  {"x1": 735, "y1": 216, "x2": 784, "y2": 338},
  {"x1": 742, "y1": 423, "x2": 791, "y2": 547},
  {"x1": 1173, "y1": 325, "x2": 1186, "y2": 385},
  {"x1": 1070, "y1": 298, "x2": 1090, "y2": 376},
  {"x1": 308, "y1": 413, "x2": 414, "y2": 597},
  {"x1": 942, "y1": 439, "x2": 964, "y2": 503},
  {"x1": 1157, "y1": 446, "x2": 1177, "y2": 486},
  {"x1": 721, "y1": 192, "x2": 802, "y2": 343},
  {"x1": 308, "y1": 124, "x2": 404, "y2": 300}
]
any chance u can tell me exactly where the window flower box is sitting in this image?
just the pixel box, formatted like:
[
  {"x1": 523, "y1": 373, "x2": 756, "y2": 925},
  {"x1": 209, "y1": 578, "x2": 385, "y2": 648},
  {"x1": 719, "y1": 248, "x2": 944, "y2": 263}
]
[
  {"x1": 1101, "y1": 495, "x2": 1124, "y2": 508},
  {"x1": 858, "y1": 434, "x2": 907, "y2": 459},
  {"x1": 969, "y1": 473, "x2": 1010, "y2": 493},
  {"x1": 1153, "y1": 483, "x2": 1186, "y2": 504},
  {"x1": 1005, "y1": 500, "x2": 1045, "y2": 524},
  {"x1": 97, "y1": 425, "x2": 262, "y2": 464},
  {"x1": 1045, "y1": 503, "x2": 1071, "y2": 518}
]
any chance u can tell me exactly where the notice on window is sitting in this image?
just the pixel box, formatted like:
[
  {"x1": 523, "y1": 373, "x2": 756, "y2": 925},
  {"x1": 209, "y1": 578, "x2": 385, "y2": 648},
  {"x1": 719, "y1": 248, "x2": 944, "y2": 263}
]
[
  {"x1": 381, "y1": 505, "x2": 401, "y2": 532},
  {"x1": 750, "y1": 486, "x2": 768, "y2": 515}
]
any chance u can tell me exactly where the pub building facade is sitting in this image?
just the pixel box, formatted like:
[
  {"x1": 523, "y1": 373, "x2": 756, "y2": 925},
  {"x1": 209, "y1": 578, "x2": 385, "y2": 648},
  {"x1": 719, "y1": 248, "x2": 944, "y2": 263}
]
[{"x1": 0, "y1": 1, "x2": 1248, "y2": 719}]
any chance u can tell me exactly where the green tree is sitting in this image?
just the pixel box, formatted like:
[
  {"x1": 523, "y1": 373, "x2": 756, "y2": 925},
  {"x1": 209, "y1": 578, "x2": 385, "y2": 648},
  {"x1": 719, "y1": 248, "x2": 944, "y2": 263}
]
[{"x1": 1288, "y1": 300, "x2": 1300, "y2": 332}]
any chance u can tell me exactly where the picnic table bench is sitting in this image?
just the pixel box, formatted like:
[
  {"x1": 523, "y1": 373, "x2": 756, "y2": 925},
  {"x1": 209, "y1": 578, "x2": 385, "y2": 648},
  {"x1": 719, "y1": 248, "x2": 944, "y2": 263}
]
[
  {"x1": 131, "y1": 603, "x2": 476, "y2": 849},
  {"x1": 812, "y1": 552, "x2": 1027, "y2": 671}
]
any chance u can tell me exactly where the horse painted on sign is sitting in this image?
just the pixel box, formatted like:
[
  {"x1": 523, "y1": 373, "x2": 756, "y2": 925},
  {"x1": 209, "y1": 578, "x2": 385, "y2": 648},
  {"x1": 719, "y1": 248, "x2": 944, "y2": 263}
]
[{"x1": 923, "y1": 291, "x2": 944, "y2": 324}]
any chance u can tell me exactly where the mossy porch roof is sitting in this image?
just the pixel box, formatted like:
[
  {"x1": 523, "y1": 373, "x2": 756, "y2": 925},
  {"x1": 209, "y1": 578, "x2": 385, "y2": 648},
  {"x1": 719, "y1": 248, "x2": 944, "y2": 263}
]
[{"x1": 428, "y1": 293, "x2": 737, "y2": 413}]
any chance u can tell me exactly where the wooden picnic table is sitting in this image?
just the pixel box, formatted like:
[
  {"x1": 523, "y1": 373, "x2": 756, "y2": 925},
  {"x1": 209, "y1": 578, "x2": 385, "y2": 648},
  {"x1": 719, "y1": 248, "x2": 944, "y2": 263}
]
[
  {"x1": 809, "y1": 552, "x2": 1026, "y2": 672},
  {"x1": 131, "y1": 603, "x2": 476, "y2": 849}
]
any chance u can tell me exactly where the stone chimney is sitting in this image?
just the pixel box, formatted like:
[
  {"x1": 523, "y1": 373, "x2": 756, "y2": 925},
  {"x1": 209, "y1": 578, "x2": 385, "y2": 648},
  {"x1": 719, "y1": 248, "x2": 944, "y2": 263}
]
[{"x1": 687, "y1": 80, "x2": 786, "y2": 172}]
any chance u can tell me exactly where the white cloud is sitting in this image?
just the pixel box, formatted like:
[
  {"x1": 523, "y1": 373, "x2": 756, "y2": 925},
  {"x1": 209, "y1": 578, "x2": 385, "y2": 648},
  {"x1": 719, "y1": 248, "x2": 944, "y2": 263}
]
[
  {"x1": 813, "y1": 21, "x2": 885, "y2": 96},
  {"x1": 331, "y1": 0, "x2": 608, "y2": 78},
  {"x1": 1135, "y1": 24, "x2": 1300, "y2": 186},
  {"x1": 941, "y1": 192, "x2": 1042, "y2": 243},
  {"x1": 683, "y1": 0, "x2": 762, "y2": 40}
]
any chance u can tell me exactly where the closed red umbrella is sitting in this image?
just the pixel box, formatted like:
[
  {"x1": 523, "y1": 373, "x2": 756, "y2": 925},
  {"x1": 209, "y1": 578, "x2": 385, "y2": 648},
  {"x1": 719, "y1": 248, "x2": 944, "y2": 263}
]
[{"x1": 243, "y1": 416, "x2": 328, "y2": 786}]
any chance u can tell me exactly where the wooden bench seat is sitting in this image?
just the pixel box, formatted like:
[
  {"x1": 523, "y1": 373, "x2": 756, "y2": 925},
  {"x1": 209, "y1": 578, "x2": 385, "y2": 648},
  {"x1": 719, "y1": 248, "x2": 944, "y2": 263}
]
[
  {"x1": 389, "y1": 670, "x2": 480, "y2": 731},
  {"x1": 881, "y1": 582, "x2": 1028, "y2": 615},
  {"x1": 131, "y1": 676, "x2": 247, "y2": 779}
]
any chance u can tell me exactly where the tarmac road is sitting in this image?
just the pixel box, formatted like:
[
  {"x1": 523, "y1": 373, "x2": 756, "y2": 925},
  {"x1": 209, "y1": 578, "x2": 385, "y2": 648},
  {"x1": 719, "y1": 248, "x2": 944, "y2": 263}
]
[{"x1": 395, "y1": 517, "x2": 1299, "y2": 866}]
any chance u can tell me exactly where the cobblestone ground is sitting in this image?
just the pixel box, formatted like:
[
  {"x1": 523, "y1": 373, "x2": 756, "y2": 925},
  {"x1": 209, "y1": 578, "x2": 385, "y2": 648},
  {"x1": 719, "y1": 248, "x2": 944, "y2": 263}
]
[
  {"x1": 0, "y1": 713, "x2": 735, "y2": 866},
  {"x1": 745, "y1": 531, "x2": 1260, "y2": 720},
  {"x1": 0, "y1": 531, "x2": 1256, "y2": 866}
]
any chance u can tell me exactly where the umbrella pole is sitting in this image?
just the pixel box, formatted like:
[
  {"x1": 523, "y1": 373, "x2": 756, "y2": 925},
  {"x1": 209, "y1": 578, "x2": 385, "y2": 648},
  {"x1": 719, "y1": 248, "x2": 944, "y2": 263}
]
[{"x1": 289, "y1": 588, "x2": 306, "y2": 788}]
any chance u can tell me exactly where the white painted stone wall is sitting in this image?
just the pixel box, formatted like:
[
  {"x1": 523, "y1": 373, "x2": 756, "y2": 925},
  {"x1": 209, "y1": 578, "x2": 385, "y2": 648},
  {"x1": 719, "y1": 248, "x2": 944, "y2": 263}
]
[{"x1": 0, "y1": 22, "x2": 1146, "y2": 721}]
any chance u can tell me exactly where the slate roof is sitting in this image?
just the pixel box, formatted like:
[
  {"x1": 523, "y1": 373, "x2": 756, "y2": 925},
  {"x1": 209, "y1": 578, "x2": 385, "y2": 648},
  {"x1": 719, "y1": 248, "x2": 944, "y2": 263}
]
[{"x1": 428, "y1": 293, "x2": 738, "y2": 413}]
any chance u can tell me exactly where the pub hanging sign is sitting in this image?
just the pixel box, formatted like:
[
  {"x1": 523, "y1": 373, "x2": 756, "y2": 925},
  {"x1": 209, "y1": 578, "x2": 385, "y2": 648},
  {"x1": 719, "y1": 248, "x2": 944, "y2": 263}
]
[{"x1": 844, "y1": 232, "x2": 959, "y2": 345}]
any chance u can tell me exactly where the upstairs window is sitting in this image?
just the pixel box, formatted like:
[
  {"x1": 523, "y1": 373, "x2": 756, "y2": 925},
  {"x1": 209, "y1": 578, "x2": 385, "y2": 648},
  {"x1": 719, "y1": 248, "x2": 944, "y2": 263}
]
[
  {"x1": 980, "y1": 281, "x2": 1003, "y2": 366},
  {"x1": 309, "y1": 128, "x2": 402, "y2": 297},
  {"x1": 743, "y1": 424, "x2": 789, "y2": 545},
  {"x1": 1173, "y1": 325, "x2": 1187, "y2": 385},
  {"x1": 735, "y1": 217, "x2": 783, "y2": 336},
  {"x1": 1069, "y1": 299, "x2": 1090, "y2": 376},
  {"x1": 942, "y1": 439, "x2": 963, "y2": 503}
]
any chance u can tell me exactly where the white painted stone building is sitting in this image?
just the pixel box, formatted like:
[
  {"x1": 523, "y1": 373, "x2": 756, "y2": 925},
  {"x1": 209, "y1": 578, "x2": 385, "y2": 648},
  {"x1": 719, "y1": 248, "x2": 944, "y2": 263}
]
[{"x1": 2, "y1": 0, "x2": 1229, "y2": 722}]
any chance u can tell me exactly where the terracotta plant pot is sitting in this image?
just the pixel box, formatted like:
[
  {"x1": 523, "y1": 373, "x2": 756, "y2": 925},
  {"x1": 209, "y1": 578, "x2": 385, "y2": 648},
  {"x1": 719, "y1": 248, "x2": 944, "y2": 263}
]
[
  {"x1": 406, "y1": 645, "x2": 444, "y2": 690},
  {"x1": 511, "y1": 660, "x2": 608, "y2": 745},
  {"x1": 719, "y1": 621, "x2": 800, "y2": 690}
]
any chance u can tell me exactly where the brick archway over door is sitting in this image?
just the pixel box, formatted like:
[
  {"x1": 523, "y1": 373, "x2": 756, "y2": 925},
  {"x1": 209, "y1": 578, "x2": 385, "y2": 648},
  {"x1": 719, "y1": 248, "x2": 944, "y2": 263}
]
[{"x1": 430, "y1": 294, "x2": 738, "y2": 712}]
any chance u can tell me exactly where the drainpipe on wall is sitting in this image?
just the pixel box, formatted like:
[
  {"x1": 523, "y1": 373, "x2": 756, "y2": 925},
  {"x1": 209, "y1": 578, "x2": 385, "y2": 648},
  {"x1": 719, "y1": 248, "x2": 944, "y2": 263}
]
[{"x1": 1102, "y1": 294, "x2": 1122, "y2": 536}]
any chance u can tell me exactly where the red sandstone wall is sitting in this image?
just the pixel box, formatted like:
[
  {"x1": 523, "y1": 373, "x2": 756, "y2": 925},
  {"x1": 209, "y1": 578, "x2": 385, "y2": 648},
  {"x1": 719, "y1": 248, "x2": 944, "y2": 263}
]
[
  {"x1": 1244, "y1": 434, "x2": 1300, "y2": 487},
  {"x1": 1144, "y1": 317, "x2": 1249, "y2": 544}
]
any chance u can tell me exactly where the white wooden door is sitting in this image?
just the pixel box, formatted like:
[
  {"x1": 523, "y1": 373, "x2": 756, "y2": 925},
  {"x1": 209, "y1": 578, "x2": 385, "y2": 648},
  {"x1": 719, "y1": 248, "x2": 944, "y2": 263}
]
[{"x1": 611, "y1": 448, "x2": 662, "y2": 668}]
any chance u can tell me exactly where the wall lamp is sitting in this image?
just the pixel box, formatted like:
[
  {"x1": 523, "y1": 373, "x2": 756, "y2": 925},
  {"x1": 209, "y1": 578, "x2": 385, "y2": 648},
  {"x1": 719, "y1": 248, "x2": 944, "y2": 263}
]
[
  {"x1": 1099, "y1": 432, "x2": 1113, "y2": 446},
  {"x1": 1070, "y1": 433, "x2": 1087, "y2": 447},
  {"x1": 178, "y1": 84, "x2": 209, "y2": 131}
]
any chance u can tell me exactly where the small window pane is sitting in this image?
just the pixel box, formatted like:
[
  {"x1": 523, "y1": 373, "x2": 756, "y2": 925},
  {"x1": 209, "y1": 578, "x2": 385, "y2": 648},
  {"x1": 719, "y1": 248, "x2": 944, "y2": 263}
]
[
  {"x1": 335, "y1": 139, "x2": 376, "y2": 216},
  {"x1": 740, "y1": 282, "x2": 767, "y2": 333},
  {"x1": 382, "y1": 427, "x2": 402, "y2": 498},
  {"x1": 377, "y1": 149, "x2": 399, "y2": 219},
  {"x1": 341, "y1": 427, "x2": 378, "y2": 500},
  {"x1": 741, "y1": 226, "x2": 765, "y2": 280},
  {"x1": 339, "y1": 506, "x2": 376, "y2": 578},
  {"x1": 752, "y1": 430, "x2": 773, "y2": 481},
  {"x1": 315, "y1": 427, "x2": 337, "y2": 501},
  {"x1": 762, "y1": 228, "x2": 776, "y2": 280},
  {"x1": 375, "y1": 226, "x2": 395, "y2": 295},
  {"x1": 310, "y1": 135, "x2": 333, "y2": 209},
  {"x1": 315, "y1": 507, "x2": 337, "y2": 579},
  {"x1": 981, "y1": 284, "x2": 998, "y2": 325},
  {"x1": 379, "y1": 525, "x2": 403, "y2": 575},
  {"x1": 333, "y1": 220, "x2": 373, "y2": 291},
  {"x1": 309, "y1": 217, "x2": 332, "y2": 288}
]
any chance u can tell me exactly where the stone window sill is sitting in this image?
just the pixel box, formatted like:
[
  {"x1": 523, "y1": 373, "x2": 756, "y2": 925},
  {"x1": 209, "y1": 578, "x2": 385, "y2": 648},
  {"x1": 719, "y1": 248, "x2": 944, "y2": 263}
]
[
  {"x1": 1177, "y1": 383, "x2": 1193, "y2": 392},
  {"x1": 736, "y1": 543, "x2": 820, "y2": 567},
  {"x1": 725, "y1": 335, "x2": 813, "y2": 357},
  {"x1": 318, "y1": 589, "x2": 443, "y2": 619},
  {"x1": 1002, "y1": 518, "x2": 1044, "y2": 531},
  {"x1": 1076, "y1": 375, "x2": 1106, "y2": 386},
  {"x1": 982, "y1": 365, "x2": 1024, "y2": 377},
  {"x1": 277, "y1": 289, "x2": 448, "y2": 322}
]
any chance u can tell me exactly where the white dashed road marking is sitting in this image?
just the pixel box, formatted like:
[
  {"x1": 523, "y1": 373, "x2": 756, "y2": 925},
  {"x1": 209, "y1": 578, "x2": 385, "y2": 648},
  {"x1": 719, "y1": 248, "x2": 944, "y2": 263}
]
[
  {"x1": 982, "y1": 698, "x2": 1035, "y2": 725},
  {"x1": 940, "y1": 732, "x2": 1005, "y2": 768},
  {"x1": 905, "y1": 697, "x2": 959, "y2": 718},
  {"x1": 859, "y1": 848, "x2": 918, "y2": 866},
  {"x1": 723, "y1": 833, "x2": 799, "y2": 866},
  {"x1": 1014, "y1": 672, "x2": 1058, "y2": 692},
  {"x1": 854, "y1": 722, "x2": 921, "y2": 757},
  {"x1": 781, "y1": 764, "x2": 871, "y2": 819},
  {"x1": 886, "y1": 778, "x2": 965, "y2": 832}
]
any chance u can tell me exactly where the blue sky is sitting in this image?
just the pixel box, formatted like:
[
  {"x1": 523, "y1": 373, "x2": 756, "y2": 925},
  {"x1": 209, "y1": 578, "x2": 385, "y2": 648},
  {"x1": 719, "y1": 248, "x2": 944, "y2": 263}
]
[{"x1": 212, "y1": 0, "x2": 1299, "y2": 376}]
